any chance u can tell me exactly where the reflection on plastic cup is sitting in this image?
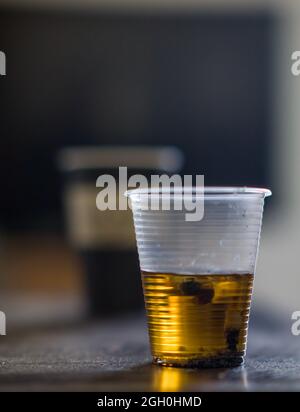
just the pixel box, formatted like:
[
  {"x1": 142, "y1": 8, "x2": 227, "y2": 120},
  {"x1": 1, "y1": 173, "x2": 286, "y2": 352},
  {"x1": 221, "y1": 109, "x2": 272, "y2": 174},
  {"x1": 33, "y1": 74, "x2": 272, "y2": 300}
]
[{"x1": 126, "y1": 187, "x2": 271, "y2": 368}]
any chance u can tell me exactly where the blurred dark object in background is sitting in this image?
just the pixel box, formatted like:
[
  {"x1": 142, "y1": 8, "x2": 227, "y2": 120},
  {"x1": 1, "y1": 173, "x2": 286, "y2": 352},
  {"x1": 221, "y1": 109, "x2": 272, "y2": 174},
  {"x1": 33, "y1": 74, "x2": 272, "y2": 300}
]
[
  {"x1": 58, "y1": 146, "x2": 183, "y2": 317},
  {"x1": 0, "y1": 7, "x2": 273, "y2": 232}
]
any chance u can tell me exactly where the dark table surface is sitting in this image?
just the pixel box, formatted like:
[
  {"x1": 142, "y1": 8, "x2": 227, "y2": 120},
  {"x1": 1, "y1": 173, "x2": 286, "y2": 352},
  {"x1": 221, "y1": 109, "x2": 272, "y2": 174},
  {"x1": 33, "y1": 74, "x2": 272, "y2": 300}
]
[{"x1": 0, "y1": 310, "x2": 299, "y2": 392}]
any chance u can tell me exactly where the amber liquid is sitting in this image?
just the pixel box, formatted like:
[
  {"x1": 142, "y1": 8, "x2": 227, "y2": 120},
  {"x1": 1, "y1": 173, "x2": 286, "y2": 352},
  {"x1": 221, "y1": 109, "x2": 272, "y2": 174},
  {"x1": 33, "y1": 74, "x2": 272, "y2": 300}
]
[{"x1": 142, "y1": 271, "x2": 254, "y2": 368}]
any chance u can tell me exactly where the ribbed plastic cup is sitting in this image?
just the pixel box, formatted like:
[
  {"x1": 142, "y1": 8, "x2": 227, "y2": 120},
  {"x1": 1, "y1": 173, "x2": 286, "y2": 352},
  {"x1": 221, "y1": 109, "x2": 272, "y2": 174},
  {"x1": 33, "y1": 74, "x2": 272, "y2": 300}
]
[{"x1": 126, "y1": 187, "x2": 271, "y2": 368}]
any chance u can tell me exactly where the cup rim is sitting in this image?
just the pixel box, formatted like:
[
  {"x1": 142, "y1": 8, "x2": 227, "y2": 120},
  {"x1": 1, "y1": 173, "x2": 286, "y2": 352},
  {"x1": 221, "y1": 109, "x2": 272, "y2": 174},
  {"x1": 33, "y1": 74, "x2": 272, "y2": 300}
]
[{"x1": 125, "y1": 186, "x2": 272, "y2": 198}]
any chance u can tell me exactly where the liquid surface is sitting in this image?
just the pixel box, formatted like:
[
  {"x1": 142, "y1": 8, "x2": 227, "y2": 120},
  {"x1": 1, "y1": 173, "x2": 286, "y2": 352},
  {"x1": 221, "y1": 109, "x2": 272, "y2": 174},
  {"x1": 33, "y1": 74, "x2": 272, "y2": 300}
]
[{"x1": 142, "y1": 271, "x2": 254, "y2": 367}]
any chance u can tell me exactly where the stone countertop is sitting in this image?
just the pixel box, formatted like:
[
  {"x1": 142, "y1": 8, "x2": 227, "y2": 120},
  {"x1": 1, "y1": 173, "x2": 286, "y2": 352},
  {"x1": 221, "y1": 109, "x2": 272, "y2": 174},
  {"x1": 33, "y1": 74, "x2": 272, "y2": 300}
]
[{"x1": 0, "y1": 311, "x2": 299, "y2": 392}]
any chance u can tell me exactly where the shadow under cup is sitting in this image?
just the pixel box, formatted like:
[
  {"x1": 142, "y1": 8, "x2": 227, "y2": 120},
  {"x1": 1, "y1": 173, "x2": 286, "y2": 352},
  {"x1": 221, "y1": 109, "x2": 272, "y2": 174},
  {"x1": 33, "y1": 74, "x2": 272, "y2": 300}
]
[{"x1": 127, "y1": 187, "x2": 271, "y2": 368}]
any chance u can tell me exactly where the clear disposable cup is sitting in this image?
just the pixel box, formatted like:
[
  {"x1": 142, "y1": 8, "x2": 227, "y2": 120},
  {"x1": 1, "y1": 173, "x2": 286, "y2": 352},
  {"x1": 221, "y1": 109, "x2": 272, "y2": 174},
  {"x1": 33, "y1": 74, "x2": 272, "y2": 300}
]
[{"x1": 126, "y1": 187, "x2": 271, "y2": 368}]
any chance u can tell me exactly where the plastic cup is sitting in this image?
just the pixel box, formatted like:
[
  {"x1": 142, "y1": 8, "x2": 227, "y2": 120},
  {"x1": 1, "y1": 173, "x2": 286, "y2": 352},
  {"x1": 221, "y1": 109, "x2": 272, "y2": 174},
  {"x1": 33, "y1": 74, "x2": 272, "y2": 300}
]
[
  {"x1": 126, "y1": 187, "x2": 271, "y2": 368},
  {"x1": 58, "y1": 145, "x2": 183, "y2": 317}
]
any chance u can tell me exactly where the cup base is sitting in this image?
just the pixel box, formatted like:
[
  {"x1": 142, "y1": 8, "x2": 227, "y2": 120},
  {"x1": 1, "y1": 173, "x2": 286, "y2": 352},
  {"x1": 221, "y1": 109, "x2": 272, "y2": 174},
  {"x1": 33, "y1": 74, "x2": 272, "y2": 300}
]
[{"x1": 153, "y1": 354, "x2": 244, "y2": 369}]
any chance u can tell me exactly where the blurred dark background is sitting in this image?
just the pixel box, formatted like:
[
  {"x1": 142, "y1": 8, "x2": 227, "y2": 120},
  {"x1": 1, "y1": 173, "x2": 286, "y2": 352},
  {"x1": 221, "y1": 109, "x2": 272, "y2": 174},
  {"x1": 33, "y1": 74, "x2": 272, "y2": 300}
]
[
  {"x1": 2, "y1": 1, "x2": 300, "y2": 393},
  {"x1": 0, "y1": 7, "x2": 273, "y2": 232},
  {"x1": 4, "y1": 2, "x2": 298, "y2": 328}
]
